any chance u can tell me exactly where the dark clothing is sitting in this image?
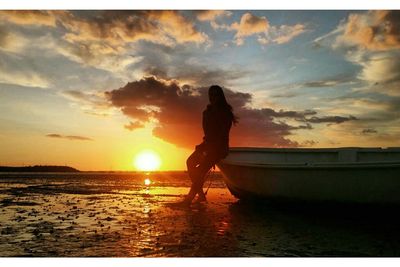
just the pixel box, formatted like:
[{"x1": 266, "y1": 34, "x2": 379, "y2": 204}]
[
  {"x1": 186, "y1": 105, "x2": 232, "y2": 197},
  {"x1": 199, "y1": 105, "x2": 232, "y2": 159},
  {"x1": 186, "y1": 149, "x2": 217, "y2": 191}
]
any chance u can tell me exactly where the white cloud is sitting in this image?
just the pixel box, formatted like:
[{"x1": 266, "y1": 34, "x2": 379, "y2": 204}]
[
  {"x1": 0, "y1": 67, "x2": 50, "y2": 88},
  {"x1": 0, "y1": 11, "x2": 57, "y2": 27},
  {"x1": 223, "y1": 12, "x2": 307, "y2": 46},
  {"x1": 334, "y1": 10, "x2": 400, "y2": 51},
  {"x1": 0, "y1": 51, "x2": 50, "y2": 89},
  {"x1": 230, "y1": 12, "x2": 269, "y2": 45},
  {"x1": 0, "y1": 27, "x2": 28, "y2": 53},
  {"x1": 359, "y1": 54, "x2": 400, "y2": 84},
  {"x1": 268, "y1": 24, "x2": 308, "y2": 44},
  {"x1": 60, "y1": 90, "x2": 115, "y2": 117},
  {"x1": 315, "y1": 11, "x2": 400, "y2": 97},
  {"x1": 195, "y1": 10, "x2": 232, "y2": 22},
  {"x1": 31, "y1": 34, "x2": 143, "y2": 78}
]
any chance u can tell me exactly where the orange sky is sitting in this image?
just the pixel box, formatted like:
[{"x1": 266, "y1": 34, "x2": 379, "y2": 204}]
[{"x1": 1, "y1": 10, "x2": 399, "y2": 171}]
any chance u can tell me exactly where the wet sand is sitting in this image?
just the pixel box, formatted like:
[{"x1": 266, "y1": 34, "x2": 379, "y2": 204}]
[{"x1": 1, "y1": 172, "x2": 400, "y2": 257}]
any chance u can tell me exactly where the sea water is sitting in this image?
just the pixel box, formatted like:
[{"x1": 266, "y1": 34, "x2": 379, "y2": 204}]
[{"x1": 0, "y1": 172, "x2": 400, "y2": 257}]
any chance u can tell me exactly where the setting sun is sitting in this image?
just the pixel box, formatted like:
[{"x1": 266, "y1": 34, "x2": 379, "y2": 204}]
[{"x1": 134, "y1": 150, "x2": 161, "y2": 171}]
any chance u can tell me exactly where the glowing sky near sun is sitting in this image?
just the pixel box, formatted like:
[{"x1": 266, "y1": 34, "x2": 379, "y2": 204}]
[{"x1": 0, "y1": 10, "x2": 399, "y2": 170}]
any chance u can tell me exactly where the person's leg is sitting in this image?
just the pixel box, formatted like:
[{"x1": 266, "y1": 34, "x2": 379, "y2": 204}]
[
  {"x1": 186, "y1": 150, "x2": 202, "y2": 182},
  {"x1": 189, "y1": 156, "x2": 216, "y2": 202},
  {"x1": 184, "y1": 150, "x2": 207, "y2": 204},
  {"x1": 196, "y1": 186, "x2": 207, "y2": 202}
]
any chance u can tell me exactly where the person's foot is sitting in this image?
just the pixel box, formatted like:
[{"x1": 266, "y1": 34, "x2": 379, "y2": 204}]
[
  {"x1": 181, "y1": 197, "x2": 192, "y2": 205},
  {"x1": 167, "y1": 198, "x2": 191, "y2": 209},
  {"x1": 176, "y1": 195, "x2": 194, "y2": 206},
  {"x1": 194, "y1": 195, "x2": 207, "y2": 203}
]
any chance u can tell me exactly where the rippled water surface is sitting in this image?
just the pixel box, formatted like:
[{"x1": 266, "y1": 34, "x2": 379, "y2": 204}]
[{"x1": 1, "y1": 172, "x2": 400, "y2": 257}]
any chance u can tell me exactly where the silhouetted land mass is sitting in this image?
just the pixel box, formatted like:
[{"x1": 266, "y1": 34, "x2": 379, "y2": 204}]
[{"x1": 0, "y1": 165, "x2": 80, "y2": 172}]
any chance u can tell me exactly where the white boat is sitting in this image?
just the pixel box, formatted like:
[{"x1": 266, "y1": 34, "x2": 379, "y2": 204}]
[{"x1": 217, "y1": 147, "x2": 400, "y2": 204}]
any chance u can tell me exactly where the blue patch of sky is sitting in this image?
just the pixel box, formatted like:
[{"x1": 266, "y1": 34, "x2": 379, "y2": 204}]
[{"x1": 199, "y1": 10, "x2": 363, "y2": 96}]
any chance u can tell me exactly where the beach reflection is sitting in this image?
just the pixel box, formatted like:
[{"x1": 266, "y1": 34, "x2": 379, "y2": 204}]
[
  {"x1": 160, "y1": 200, "x2": 239, "y2": 256},
  {"x1": 2, "y1": 172, "x2": 400, "y2": 257}
]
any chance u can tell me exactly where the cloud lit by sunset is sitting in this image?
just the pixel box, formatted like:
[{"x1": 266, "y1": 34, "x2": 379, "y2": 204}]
[{"x1": 1, "y1": 10, "x2": 399, "y2": 171}]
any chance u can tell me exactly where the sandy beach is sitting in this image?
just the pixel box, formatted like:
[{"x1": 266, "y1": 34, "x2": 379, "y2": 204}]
[{"x1": 1, "y1": 172, "x2": 400, "y2": 257}]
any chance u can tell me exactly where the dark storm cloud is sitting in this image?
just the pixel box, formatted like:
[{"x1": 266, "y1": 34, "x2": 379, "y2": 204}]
[
  {"x1": 106, "y1": 77, "x2": 206, "y2": 148},
  {"x1": 106, "y1": 76, "x2": 356, "y2": 149},
  {"x1": 46, "y1": 134, "x2": 93, "y2": 141}
]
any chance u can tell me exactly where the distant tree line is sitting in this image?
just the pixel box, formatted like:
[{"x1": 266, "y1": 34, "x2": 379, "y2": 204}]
[{"x1": 0, "y1": 165, "x2": 80, "y2": 172}]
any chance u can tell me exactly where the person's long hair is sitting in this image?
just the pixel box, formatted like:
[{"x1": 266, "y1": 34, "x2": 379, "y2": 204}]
[{"x1": 208, "y1": 85, "x2": 238, "y2": 125}]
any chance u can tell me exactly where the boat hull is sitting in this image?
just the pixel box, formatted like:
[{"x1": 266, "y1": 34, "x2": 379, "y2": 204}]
[{"x1": 217, "y1": 147, "x2": 400, "y2": 204}]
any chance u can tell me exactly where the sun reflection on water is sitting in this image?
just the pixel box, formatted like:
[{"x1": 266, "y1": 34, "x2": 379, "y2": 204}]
[{"x1": 216, "y1": 220, "x2": 231, "y2": 236}]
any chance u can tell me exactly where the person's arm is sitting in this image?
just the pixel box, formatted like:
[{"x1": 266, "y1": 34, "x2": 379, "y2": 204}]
[
  {"x1": 217, "y1": 111, "x2": 232, "y2": 140},
  {"x1": 196, "y1": 110, "x2": 208, "y2": 152}
]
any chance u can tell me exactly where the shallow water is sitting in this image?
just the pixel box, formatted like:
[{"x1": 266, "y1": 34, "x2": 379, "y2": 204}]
[{"x1": 1, "y1": 172, "x2": 400, "y2": 257}]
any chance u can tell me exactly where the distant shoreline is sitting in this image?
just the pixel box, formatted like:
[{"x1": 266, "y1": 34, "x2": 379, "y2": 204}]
[
  {"x1": 0, "y1": 166, "x2": 195, "y2": 173},
  {"x1": 0, "y1": 165, "x2": 80, "y2": 172}
]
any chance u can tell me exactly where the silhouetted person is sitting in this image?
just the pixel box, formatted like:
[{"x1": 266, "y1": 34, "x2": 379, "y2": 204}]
[{"x1": 182, "y1": 85, "x2": 237, "y2": 206}]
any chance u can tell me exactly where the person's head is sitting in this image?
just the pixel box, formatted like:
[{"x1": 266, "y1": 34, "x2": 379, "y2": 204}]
[
  {"x1": 208, "y1": 85, "x2": 238, "y2": 124},
  {"x1": 208, "y1": 85, "x2": 227, "y2": 106}
]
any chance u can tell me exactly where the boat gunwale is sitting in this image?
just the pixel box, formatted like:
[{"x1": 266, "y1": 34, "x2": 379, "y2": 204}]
[
  {"x1": 218, "y1": 160, "x2": 400, "y2": 170},
  {"x1": 228, "y1": 147, "x2": 400, "y2": 153}
]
